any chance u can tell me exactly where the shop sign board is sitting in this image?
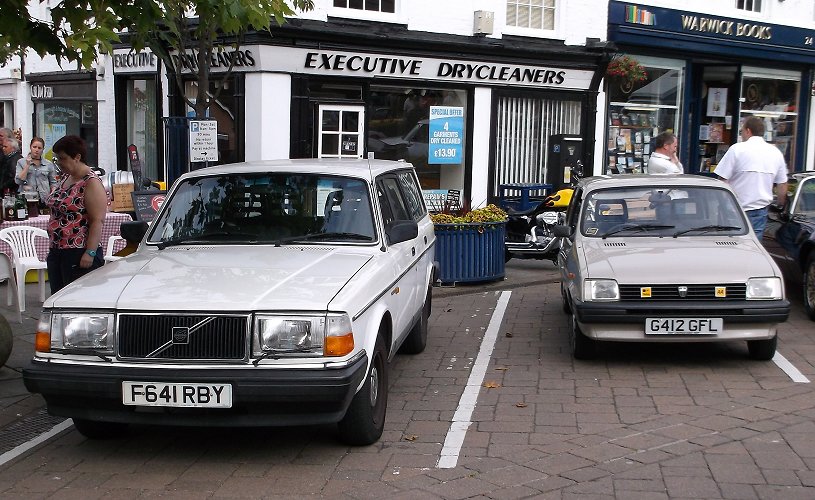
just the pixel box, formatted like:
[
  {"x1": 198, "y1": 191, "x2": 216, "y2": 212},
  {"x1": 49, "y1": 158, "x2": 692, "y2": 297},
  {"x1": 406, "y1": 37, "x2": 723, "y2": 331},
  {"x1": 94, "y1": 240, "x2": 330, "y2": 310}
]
[
  {"x1": 259, "y1": 46, "x2": 595, "y2": 90},
  {"x1": 188, "y1": 119, "x2": 218, "y2": 162},
  {"x1": 428, "y1": 106, "x2": 463, "y2": 165}
]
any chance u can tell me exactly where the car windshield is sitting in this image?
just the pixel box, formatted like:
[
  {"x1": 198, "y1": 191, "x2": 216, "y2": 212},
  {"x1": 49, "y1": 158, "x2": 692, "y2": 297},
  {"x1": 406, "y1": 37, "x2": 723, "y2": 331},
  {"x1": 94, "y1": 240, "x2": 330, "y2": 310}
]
[
  {"x1": 148, "y1": 173, "x2": 377, "y2": 245},
  {"x1": 792, "y1": 177, "x2": 815, "y2": 217},
  {"x1": 580, "y1": 185, "x2": 748, "y2": 238}
]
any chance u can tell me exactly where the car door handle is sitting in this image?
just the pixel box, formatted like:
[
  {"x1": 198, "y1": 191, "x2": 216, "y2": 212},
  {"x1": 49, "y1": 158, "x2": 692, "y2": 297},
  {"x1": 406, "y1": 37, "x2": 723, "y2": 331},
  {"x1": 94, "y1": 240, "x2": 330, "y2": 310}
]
[{"x1": 411, "y1": 247, "x2": 416, "y2": 256}]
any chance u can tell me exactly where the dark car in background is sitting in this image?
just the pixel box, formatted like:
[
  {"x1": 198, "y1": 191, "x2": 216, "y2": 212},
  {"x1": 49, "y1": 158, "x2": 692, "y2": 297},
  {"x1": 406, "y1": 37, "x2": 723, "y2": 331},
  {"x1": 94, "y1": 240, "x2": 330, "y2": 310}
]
[{"x1": 764, "y1": 172, "x2": 815, "y2": 320}]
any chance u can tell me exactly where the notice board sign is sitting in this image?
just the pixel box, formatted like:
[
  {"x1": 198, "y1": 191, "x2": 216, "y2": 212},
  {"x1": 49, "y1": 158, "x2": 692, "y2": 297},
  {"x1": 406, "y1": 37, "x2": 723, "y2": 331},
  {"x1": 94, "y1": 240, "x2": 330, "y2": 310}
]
[
  {"x1": 131, "y1": 191, "x2": 166, "y2": 222},
  {"x1": 188, "y1": 119, "x2": 218, "y2": 162},
  {"x1": 428, "y1": 106, "x2": 463, "y2": 165}
]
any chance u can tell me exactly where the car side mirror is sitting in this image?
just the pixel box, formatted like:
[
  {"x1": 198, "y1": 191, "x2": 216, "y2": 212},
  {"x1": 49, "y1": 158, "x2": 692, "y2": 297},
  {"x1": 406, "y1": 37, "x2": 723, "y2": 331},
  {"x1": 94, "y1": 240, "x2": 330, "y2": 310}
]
[
  {"x1": 552, "y1": 224, "x2": 573, "y2": 238},
  {"x1": 120, "y1": 220, "x2": 149, "y2": 244},
  {"x1": 386, "y1": 220, "x2": 419, "y2": 245}
]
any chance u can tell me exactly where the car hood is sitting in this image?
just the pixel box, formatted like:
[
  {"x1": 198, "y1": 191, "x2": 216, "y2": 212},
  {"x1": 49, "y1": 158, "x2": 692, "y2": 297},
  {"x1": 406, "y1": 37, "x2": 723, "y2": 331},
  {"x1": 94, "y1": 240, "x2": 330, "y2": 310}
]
[
  {"x1": 580, "y1": 237, "x2": 779, "y2": 282},
  {"x1": 46, "y1": 246, "x2": 372, "y2": 311}
]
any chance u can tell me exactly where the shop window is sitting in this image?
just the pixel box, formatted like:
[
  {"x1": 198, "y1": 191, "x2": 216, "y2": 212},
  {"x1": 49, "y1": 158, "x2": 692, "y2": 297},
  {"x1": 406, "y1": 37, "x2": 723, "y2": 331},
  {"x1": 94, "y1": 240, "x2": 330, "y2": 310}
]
[
  {"x1": 494, "y1": 93, "x2": 580, "y2": 193},
  {"x1": 736, "y1": 0, "x2": 761, "y2": 12},
  {"x1": 125, "y1": 79, "x2": 158, "y2": 182},
  {"x1": 333, "y1": 0, "x2": 395, "y2": 13},
  {"x1": 606, "y1": 55, "x2": 683, "y2": 175},
  {"x1": 367, "y1": 86, "x2": 467, "y2": 192},
  {"x1": 738, "y1": 69, "x2": 800, "y2": 170},
  {"x1": 35, "y1": 101, "x2": 98, "y2": 168},
  {"x1": 506, "y1": 0, "x2": 555, "y2": 30},
  {"x1": 184, "y1": 78, "x2": 241, "y2": 165},
  {"x1": 318, "y1": 105, "x2": 364, "y2": 158}
]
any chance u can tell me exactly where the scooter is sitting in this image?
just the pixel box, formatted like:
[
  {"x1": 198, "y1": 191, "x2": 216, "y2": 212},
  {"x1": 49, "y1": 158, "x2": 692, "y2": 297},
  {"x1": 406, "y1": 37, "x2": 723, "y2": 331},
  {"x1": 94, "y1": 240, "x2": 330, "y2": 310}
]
[{"x1": 504, "y1": 161, "x2": 583, "y2": 263}]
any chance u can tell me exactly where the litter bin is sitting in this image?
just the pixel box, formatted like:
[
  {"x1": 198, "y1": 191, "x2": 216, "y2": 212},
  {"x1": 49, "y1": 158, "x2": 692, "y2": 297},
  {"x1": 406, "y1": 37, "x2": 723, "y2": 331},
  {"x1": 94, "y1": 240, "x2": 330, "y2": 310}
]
[{"x1": 498, "y1": 183, "x2": 552, "y2": 212}]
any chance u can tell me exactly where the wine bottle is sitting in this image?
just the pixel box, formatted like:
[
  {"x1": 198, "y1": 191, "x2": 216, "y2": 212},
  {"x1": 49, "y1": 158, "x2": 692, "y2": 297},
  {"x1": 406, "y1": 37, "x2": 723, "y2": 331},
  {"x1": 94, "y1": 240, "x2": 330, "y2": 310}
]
[
  {"x1": 15, "y1": 194, "x2": 28, "y2": 220},
  {"x1": 3, "y1": 190, "x2": 15, "y2": 221}
]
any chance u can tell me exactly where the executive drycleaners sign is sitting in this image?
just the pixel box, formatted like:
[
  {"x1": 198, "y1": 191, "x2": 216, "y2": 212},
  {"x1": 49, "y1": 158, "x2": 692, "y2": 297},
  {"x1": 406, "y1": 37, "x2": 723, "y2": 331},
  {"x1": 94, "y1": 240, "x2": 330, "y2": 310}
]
[{"x1": 259, "y1": 46, "x2": 594, "y2": 90}]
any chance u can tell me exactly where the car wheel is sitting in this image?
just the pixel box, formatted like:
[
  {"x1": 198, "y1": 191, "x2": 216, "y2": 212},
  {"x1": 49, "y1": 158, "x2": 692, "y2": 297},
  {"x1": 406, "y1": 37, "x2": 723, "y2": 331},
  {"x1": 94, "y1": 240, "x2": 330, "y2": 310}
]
[
  {"x1": 570, "y1": 314, "x2": 596, "y2": 360},
  {"x1": 747, "y1": 336, "x2": 777, "y2": 361},
  {"x1": 72, "y1": 418, "x2": 128, "y2": 439},
  {"x1": 400, "y1": 286, "x2": 430, "y2": 354},
  {"x1": 804, "y1": 254, "x2": 815, "y2": 321},
  {"x1": 561, "y1": 282, "x2": 572, "y2": 314},
  {"x1": 338, "y1": 334, "x2": 388, "y2": 445}
]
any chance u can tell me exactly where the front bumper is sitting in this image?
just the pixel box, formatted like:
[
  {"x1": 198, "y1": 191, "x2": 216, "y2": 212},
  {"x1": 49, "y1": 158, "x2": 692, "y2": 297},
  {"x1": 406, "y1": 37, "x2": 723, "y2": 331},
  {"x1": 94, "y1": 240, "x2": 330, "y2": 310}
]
[
  {"x1": 23, "y1": 354, "x2": 368, "y2": 427},
  {"x1": 572, "y1": 299, "x2": 790, "y2": 341}
]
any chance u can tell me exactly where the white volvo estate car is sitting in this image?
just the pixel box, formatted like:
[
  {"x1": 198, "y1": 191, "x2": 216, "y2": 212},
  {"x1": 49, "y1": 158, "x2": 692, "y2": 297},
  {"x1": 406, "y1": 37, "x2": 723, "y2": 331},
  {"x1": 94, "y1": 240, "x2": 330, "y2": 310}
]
[
  {"x1": 554, "y1": 175, "x2": 790, "y2": 360},
  {"x1": 24, "y1": 159, "x2": 437, "y2": 445}
]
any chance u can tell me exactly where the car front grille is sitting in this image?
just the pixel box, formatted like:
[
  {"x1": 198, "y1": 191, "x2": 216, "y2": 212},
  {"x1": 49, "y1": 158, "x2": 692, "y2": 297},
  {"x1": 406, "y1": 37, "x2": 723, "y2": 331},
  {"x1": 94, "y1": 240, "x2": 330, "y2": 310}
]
[
  {"x1": 118, "y1": 314, "x2": 250, "y2": 360},
  {"x1": 619, "y1": 284, "x2": 747, "y2": 301}
]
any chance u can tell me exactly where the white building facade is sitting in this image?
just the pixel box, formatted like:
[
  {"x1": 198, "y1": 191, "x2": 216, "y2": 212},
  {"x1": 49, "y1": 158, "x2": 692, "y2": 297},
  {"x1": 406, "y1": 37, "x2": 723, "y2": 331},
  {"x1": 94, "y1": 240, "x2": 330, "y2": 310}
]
[{"x1": 2, "y1": 1, "x2": 812, "y2": 208}]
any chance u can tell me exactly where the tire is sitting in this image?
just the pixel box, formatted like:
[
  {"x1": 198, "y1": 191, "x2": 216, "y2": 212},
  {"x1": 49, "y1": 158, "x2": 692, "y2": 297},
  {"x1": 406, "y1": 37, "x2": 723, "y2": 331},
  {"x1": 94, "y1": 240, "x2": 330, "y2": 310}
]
[
  {"x1": 570, "y1": 314, "x2": 596, "y2": 360},
  {"x1": 400, "y1": 287, "x2": 430, "y2": 354},
  {"x1": 561, "y1": 282, "x2": 572, "y2": 314},
  {"x1": 504, "y1": 248, "x2": 513, "y2": 263},
  {"x1": 72, "y1": 418, "x2": 128, "y2": 439},
  {"x1": 804, "y1": 254, "x2": 815, "y2": 321},
  {"x1": 748, "y1": 336, "x2": 777, "y2": 361},
  {"x1": 338, "y1": 334, "x2": 388, "y2": 445}
]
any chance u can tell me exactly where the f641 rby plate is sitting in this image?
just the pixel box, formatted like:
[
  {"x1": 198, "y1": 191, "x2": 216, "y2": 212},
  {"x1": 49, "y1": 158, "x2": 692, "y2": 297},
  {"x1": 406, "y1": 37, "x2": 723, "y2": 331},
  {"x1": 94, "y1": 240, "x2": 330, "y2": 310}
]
[{"x1": 122, "y1": 382, "x2": 232, "y2": 408}]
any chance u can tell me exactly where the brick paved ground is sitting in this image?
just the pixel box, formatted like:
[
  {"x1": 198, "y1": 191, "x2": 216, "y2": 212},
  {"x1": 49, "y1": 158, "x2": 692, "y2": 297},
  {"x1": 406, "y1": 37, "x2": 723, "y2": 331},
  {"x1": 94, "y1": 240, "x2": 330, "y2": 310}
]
[{"x1": 0, "y1": 260, "x2": 814, "y2": 498}]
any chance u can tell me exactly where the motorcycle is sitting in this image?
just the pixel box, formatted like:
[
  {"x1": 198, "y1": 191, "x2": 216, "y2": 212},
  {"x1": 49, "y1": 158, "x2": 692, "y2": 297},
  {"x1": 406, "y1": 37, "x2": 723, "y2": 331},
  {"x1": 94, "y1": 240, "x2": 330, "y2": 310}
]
[{"x1": 504, "y1": 161, "x2": 582, "y2": 263}]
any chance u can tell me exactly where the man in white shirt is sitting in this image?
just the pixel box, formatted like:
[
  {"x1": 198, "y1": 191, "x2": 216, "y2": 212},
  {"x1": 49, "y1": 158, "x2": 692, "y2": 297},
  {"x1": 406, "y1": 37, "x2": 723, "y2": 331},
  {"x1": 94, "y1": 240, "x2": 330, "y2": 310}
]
[
  {"x1": 647, "y1": 132, "x2": 683, "y2": 174},
  {"x1": 714, "y1": 116, "x2": 787, "y2": 239}
]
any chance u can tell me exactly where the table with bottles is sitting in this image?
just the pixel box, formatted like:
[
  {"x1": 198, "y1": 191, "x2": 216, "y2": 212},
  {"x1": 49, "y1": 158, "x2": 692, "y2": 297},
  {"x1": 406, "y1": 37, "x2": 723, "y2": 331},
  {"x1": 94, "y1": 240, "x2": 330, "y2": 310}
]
[{"x1": 0, "y1": 211, "x2": 133, "y2": 263}]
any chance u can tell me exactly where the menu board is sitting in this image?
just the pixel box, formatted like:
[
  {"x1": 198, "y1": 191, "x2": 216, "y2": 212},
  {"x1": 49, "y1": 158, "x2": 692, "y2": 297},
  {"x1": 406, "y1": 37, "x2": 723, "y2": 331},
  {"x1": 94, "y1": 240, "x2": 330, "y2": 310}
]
[{"x1": 131, "y1": 191, "x2": 166, "y2": 222}]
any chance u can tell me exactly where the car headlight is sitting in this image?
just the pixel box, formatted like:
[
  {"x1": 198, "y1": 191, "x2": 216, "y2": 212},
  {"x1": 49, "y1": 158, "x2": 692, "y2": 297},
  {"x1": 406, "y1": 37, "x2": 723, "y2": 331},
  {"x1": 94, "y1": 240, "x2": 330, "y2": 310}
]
[
  {"x1": 583, "y1": 279, "x2": 620, "y2": 301},
  {"x1": 254, "y1": 313, "x2": 354, "y2": 357},
  {"x1": 47, "y1": 312, "x2": 115, "y2": 352},
  {"x1": 746, "y1": 277, "x2": 782, "y2": 300}
]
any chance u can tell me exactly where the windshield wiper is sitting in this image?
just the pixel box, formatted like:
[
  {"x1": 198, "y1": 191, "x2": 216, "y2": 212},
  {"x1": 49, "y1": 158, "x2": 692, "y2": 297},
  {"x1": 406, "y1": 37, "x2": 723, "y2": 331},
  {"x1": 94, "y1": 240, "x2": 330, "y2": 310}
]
[
  {"x1": 600, "y1": 223, "x2": 675, "y2": 238},
  {"x1": 57, "y1": 349, "x2": 112, "y2": 362},
  {"x1": 274, "y1": 232, "x2": 372, "y2": 246},
  {"x1": 156, "y1": 231, "x2": 258, "y2": 250},
  {"x1": 252, "y1": 347, "x2": 313, "y2": 366},
  {"x1": 672, "y1": 225, "x2": 742, "y2": 237}
]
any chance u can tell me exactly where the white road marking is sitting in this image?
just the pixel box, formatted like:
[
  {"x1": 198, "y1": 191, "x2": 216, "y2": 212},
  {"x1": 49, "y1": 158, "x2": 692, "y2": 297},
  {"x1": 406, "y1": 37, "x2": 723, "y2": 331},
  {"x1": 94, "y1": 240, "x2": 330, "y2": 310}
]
[
  {"x1": 0, "y1": 419, "x2": 73, "y2": 467},
  {"x1": 773, "y1": 352, "x2": 810, "y2": 383},
  {"x1": 437, "y1": 291, "x2": 511, "y2": 469}
]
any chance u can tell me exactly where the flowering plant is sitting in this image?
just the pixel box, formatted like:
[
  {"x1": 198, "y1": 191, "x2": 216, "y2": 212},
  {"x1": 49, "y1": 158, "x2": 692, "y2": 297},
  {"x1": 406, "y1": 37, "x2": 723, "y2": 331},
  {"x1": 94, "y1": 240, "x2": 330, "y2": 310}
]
[
  {"x1": 430, "y1": 204, "x2": 507, "y2": 224},
  {"x1": 606, "y1": 55, "x2": 647, "y2": 87}
]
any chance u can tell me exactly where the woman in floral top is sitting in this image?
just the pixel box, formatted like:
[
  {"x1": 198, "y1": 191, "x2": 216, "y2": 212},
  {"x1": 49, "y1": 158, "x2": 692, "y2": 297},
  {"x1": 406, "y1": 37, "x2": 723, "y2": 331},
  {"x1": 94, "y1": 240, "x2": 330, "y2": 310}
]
[{"x1": 46, "y1": 135, "x2": 107, "y2": 293}]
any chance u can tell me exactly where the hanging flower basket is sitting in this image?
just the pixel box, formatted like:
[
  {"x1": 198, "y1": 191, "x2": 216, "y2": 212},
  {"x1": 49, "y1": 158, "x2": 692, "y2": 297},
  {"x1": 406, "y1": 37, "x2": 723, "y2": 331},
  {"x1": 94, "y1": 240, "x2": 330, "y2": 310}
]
[{"x1": 606, "y1": 55, "x2": 647, "y2": 93}]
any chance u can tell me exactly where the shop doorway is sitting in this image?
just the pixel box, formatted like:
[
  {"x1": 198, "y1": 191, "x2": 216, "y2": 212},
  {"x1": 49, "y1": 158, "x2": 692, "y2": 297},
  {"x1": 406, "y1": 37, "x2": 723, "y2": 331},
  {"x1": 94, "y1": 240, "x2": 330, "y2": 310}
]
[
  {"x1": 691, "y1": 65, "x2": 739, "y2": 174},
  {"x1": 317, "y1": 104, "x2": 364, "y2": 159}
]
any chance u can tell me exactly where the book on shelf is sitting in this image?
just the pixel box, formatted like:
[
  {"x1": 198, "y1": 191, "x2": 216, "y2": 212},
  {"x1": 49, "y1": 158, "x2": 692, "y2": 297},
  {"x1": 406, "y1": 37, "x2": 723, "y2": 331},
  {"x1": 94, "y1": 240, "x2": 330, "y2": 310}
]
[
  {"x1": 611, "y1": 113, "x2": 621, "y2": 126},
  {"x1": 708, "y1": 123, "x2": 724, "y2": 143}
]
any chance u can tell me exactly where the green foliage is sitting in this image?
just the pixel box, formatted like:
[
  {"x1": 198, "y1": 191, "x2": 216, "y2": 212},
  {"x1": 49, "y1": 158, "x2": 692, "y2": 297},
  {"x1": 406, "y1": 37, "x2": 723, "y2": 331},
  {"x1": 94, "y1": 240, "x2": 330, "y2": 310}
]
[
  {"x1": 0, "y1": 0, "x2": 314, "y2": 117},
  {"x1": 430, "y1": 204, "x2": 508, "y2": 225}
]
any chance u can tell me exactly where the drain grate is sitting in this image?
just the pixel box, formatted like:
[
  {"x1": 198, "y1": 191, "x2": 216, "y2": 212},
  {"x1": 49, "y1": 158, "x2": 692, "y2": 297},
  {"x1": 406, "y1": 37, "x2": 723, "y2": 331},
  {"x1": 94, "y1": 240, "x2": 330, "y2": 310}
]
[{"x1": 0, "y1": 409, "x2": 67, "y2": 456}]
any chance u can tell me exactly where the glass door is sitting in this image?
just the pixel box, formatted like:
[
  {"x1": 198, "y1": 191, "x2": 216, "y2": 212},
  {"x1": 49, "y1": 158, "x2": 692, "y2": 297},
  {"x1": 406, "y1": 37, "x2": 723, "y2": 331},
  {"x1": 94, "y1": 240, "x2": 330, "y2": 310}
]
[{"x1": 318, "y1": 105, "x2": 364, "y2": 159}]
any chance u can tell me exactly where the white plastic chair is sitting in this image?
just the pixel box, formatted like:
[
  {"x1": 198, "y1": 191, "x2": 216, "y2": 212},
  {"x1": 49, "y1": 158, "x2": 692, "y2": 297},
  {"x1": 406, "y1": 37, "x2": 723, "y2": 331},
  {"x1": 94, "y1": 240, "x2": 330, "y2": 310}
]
[
  {"x1": 0, "y1": 226, "x2": 48, "y2": 315},
  {"x1": 104, "y1": 235, "x2": 126, "y2": 262}
]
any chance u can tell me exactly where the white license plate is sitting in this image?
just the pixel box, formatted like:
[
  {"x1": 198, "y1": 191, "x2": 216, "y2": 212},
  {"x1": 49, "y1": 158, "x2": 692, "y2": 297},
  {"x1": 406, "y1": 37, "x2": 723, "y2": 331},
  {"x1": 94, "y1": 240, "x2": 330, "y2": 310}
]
[
  {"x1": 645, "y1": 318, "x2": 723, "y2": 335},
  {"x1": 122, "y1": 382, "x2": 232, "y2": 408}
]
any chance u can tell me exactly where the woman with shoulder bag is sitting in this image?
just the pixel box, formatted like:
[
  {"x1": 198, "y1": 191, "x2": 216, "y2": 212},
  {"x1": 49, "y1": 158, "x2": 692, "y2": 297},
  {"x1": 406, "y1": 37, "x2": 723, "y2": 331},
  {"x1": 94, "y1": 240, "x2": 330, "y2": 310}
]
[{"x1": 46, "y1": 135, "x2": 107, "y2": 293}]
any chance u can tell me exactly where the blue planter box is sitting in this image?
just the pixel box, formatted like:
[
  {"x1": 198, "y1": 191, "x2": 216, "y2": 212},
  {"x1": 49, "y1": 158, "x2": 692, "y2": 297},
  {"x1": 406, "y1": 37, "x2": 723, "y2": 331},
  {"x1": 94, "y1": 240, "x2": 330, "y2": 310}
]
[{"x1": 434, "y1": 221, "x2": 506, "y2": 284}]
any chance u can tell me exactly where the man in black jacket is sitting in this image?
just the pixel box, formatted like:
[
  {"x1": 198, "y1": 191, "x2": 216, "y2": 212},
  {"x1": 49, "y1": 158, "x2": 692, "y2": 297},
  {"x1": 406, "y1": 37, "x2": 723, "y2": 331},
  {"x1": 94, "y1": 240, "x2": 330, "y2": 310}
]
[{"x1": 1, "y1": 136, "x2": 22, "y2": 194}]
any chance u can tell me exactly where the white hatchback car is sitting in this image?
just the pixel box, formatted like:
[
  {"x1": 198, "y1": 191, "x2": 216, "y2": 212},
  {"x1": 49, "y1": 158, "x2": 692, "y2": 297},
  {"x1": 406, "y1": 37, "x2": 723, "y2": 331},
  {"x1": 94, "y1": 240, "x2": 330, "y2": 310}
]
[
  {"x1": 24, "y1": 159, "x2": 437, "y2": 445},
  {"x1": 555, "y1": 175, "x2": 790, "y2": 360}
]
